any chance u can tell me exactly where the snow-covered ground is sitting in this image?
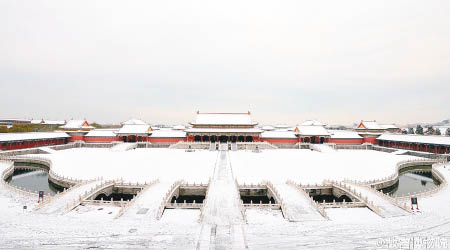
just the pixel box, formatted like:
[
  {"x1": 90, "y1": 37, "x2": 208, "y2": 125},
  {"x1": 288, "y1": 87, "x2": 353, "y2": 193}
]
[
  {"x1": 1, "y1": 149, "x2": 450, "y2": 249},
  {"x1": 230, "y1": 149, "x2": 418, "y2": 184},
  {"x1": 43, "y1": 148, "x2": 217, "y2": 183}
]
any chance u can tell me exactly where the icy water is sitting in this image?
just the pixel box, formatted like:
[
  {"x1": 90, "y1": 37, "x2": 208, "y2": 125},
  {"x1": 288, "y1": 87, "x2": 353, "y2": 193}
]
[
  {"x1": 382, "y1": 166, "x2": 440, "y2": 197},
  {"x1": 6, "y1": 169, "x2": 60, "y2": 196}
]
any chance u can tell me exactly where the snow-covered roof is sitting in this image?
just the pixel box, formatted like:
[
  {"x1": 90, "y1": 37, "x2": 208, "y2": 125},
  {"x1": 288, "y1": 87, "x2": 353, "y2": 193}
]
[
  {"x1": 117, "y1": 124, "x2": 151, "y2": 135},
  {"x1": 260, "y1": 130, "x2": 297, "y2": 139},
  {"x1": 329, "y1": 130, "x2": 362, "y2": 139},
  {"x1": 295, "y1": 125, "x2": 330, "y2": 136},
  {"x1": 185, "y1": 128, "x2": 263, "y2": 133},
  {"x1": 84, "y1": 129, "x2": 118, "y2": 137},
  {"x1": 191, "y1": 112, "x2": 257, "y2": 126},
  {"x1": 121, "y1": 119, "x2": 147, "y2": 125},
  {"x1": 380, "y1": 124, "x2": 399, "y2": 129},
  {"x1": 301, "y1": 120, "x2": 326, "y2": 126},
  {"x1": 377, "y1": 134, "x2": 450, "y2": 145},
  {"x1": 150, "y1": 129, "x2": 186, "y2": 138},
  {"x1": 261, "y1": 125, "x2": 275, "y2": 131},
  {"x1": 356, "y1": 121, "x2": 384, "y2": 130},
  {"x1": 0, "y1": 132, "x2": 70, "y2": 142},
  {"x1": 172, "y1": 125, "x2": 186, "y2": 130},
  {"x1": 274, "y1": 124, "x2": 289, "y2": 129},
  {"x1": 60, "y1": 120, "x2": 94, "y2": 129}
]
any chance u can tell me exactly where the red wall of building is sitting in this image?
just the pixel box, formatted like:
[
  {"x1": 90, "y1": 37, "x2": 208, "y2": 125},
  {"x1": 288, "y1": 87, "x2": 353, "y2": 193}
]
[
  {"x1": 68, "y1": 135, "x2": 85, "y2": 142},
  {"x1": 362, "y1": 137, "x2": 378, "y2": 144},
  {"x1": 1, "y1": 138, "x2": 67, "y2": 151},
  {"x1": 148, "y1": 137, "x2": 186, "y2": 143},
  {"x1": 260, "y1": 138, "x2": 298, "y2": 144},
  {"x1": 84, "y1": 137, "x2": 119, "y2": 143},
  {"x1": 329, "y1": 138, "x2": 364, "y2": 144}
]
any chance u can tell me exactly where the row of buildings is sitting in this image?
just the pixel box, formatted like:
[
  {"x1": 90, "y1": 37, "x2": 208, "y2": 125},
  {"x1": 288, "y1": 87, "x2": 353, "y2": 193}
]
[{"x1": 1, "y1": 112, "x2": 450, "y2": 154}]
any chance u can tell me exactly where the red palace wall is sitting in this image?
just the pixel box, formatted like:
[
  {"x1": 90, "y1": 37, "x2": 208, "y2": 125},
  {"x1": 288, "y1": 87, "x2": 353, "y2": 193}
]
[
  {"x1": 1, "y1": 138, "x2": 67, "y2": 151},
  {"x1": 260, "y1": 138, "x2": 299, "y2": 144},
  {"x1": 329, "y1": 138, "x2": 364, "y2": 144},
  {"x1": 84, "y1": 137, "x2": 119, "y2": 143},
  {"x1": 362, "y1": 137, "x2": 378, "y2": 144},
  {"x1": 148, "y1": 137, "x2": 186, "y2": 143},
  {"x1": 68, "y1": 135, "x2": 85, "y2": 142}
]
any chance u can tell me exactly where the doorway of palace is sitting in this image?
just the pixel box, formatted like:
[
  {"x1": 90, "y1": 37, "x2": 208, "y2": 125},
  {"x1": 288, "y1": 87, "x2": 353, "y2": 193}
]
[
  {"x1": 127, "y1": 135, "x2": 137, "y2": 143},
  {"x1": 219, "y1": 135, "x2": 228, "y2": 143}
]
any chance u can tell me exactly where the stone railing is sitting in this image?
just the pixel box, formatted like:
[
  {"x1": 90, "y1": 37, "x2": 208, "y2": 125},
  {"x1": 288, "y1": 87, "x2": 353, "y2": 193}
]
[
  {"x1": 393, "y1": 162, "x2": 448, "y2": 202},
  {"x1": 260, "y1": 180, "x2": 291, "y2": 219},
  {"x1": 286, "y1": 180, "x2": 328, "y2": 219},
  {"x1": 342, "y1": 179, "x2": 411, "y2": 213},
  {"x1": 334, "y1": 143, "x2": 373, "y2": 150},
  {"x1": 169, "y1": 142, "x2": 210, "y2": 150},
  {"x1": 239, "y1": 183, "x2": 266, "y2": 189},
  {"x1": 0, "y1": 160, "x2": 40, "y2": 199},
  {"x1": 156, "y1": 179, "x2": 184, "y2": 220},
  {"x1": 34, "y1": 178, "x2": 99, "y2": 211},
  {"x1": 294, "y1": 183, "x2": 332, "y2": 189},
  {"x1": 115, "y1": 179, "x2": 159, "y2": 219},
  {"x1": 166, "y1": 201, "x2": 203, "y2": 209},
  {"x1": 320, "y1": 201, "x2": 366, "y2": 208},
  {"x1": 199, "y1": 178, "x2": 212, "y2": 222},
  {"x1": 6, "y1": 155, "x2": 87, "y2": 188},
  {"x1": 83, "y1": 199, "x2": 129, "y2": 206},
  {"x1": 237, "y1": 142, "x2": 278, "y2": 150},
  {"x1": 347, "y1": 159, "x2": 439, "y2": 189},
  {"x1": 325, "y1": 180, "x2": 385, "y2": 217},
  {"x1": 234, "y1": 179, "x2": 248, "y2": 222},
  {"x1": 64, "y1": 179, "x2": 112, "y2": 213}
]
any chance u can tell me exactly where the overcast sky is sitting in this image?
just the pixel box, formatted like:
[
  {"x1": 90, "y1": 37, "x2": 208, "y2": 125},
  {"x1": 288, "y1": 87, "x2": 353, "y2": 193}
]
[{"x1": 1, "y1": 0, "x2": 449, "y2": 125}]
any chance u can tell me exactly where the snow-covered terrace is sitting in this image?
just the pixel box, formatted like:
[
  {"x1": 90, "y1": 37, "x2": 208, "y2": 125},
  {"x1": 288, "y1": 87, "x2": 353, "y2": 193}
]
[
  {"x1": 378, "y1": 134, "x2": 450, "y2": 146},
  {"x1": 35, "y1": 148, "x2": 418, "y2": 186}
]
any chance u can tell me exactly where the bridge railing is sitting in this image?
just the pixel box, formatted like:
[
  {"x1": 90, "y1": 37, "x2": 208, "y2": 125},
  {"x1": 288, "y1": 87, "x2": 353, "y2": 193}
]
[
  {"x1": 286, "y1": 180, "x2": 329, "y2": 219},
  {"x1": 115, "y1": 179, "x2": 159, "y2": 219},
  {"x1": 156, "y1": 179, "x2": 184, "y2": 220}
]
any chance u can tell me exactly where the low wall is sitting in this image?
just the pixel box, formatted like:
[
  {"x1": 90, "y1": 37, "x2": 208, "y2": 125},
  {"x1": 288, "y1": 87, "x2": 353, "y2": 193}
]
[
  {"x1": 334, "y1": 144, "x2": 373, "y2": 150},
  {"x1": 3, "y1": 156, "x2": 80, "y2": 189},
  {"x1": 367, "y1": 159, "x2": 438, "y2": 190},
  {"x1": 81, "y1": 142, "x2": 113, "y2": 148}
]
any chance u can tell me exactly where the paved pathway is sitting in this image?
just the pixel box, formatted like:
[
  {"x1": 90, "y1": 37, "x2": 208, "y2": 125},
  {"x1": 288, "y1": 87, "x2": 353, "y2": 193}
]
[{"x1": 197, "y1": 150, "x2": 247, "y2": 249}]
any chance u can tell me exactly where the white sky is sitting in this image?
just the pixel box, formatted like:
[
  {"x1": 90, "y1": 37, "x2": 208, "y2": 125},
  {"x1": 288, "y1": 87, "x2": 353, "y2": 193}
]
[{"x1": 1, "y1": 0, "x2": 449, "y2": 125}]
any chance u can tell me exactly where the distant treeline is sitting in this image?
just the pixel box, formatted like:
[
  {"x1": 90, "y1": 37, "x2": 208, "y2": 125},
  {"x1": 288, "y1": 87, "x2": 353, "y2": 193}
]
[{"x1": 0, "y1": 124, "x2": 60, "y2": 133}]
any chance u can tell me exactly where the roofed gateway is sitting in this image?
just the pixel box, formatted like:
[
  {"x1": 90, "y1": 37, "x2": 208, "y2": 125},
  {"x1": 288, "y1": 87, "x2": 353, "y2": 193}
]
[{"x1": 185, "y1": 111, "x2": 262, "y2": 143}]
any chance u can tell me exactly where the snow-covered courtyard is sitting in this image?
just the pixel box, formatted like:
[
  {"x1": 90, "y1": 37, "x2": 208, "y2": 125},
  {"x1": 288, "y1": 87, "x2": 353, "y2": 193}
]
[{"x1": 1, "y1": 147, "x2": 450, "y2": 249}]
